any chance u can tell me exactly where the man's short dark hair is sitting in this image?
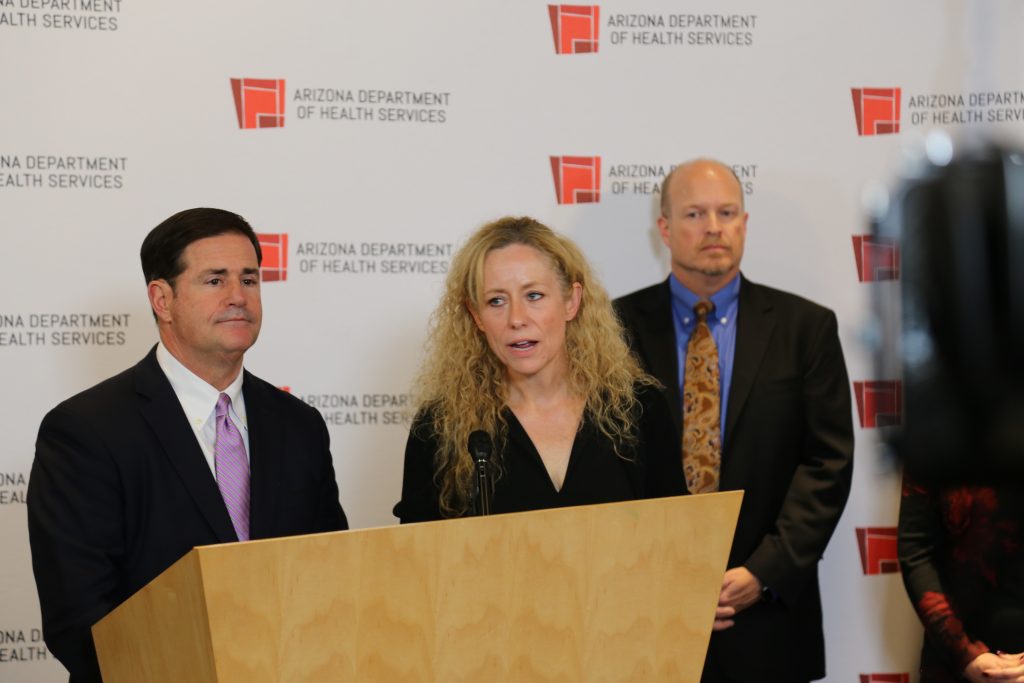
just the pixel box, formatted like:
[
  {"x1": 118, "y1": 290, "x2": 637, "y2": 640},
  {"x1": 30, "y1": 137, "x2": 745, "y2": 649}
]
[{"x1": 140, "y1": 208, "x2": 262, "y2": 286}]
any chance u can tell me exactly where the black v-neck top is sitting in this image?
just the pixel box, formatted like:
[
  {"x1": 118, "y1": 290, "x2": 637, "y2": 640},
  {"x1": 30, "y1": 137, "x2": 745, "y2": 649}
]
[{"x1": 394, "y1": 386, "x2": 685, "y2": 523}]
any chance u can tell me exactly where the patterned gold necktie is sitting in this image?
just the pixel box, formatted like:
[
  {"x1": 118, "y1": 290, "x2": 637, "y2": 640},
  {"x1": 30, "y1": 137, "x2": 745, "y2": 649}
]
[{"x1": 682, "y1": 300, "x2": 721, "y2": 494}]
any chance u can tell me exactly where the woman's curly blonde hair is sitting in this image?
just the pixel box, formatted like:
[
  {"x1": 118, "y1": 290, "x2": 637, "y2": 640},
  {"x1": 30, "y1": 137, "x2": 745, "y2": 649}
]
[{"x1": 414, "y1": 216, "x2": 656, "y2": 516}]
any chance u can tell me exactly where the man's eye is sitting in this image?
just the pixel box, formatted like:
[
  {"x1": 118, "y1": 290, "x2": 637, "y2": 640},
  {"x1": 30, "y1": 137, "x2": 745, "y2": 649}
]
[{"x1": 207, "y1": 278, "x2": 222, "y2": 285}]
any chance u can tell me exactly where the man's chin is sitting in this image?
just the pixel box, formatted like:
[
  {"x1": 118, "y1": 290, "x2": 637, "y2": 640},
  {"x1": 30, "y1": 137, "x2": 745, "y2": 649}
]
[
  {"x1": 690, "y1": 264, "x2": 735, "y2": 279},
  {"x1": 218, "y1": 334, "x2": 259, "y2": 354}
]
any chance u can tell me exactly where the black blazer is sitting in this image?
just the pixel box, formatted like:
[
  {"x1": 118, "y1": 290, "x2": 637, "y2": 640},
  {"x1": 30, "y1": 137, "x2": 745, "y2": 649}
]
[
  {"x1": 27, "y1": 346, "x2": 348, "y2": 683},
  {"x1": 615, "y1": 276, "x2": 854, "y2": 682}
]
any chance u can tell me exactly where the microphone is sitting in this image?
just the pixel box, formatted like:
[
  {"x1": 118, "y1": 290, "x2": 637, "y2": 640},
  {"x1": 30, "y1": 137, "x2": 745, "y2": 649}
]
[{"x1": 467, "y1": 430, "x2": 493, "y2": 516}]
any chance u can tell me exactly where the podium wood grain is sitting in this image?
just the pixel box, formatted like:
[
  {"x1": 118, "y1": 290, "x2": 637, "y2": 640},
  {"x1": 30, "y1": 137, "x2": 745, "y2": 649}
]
[{"x1": 93, "y1": 492, "x2": 741, "y2": 682}]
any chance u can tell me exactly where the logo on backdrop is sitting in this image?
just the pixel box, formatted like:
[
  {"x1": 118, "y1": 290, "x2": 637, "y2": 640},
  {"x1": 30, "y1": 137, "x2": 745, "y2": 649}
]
[
  {"x1": 0, "y1": 471, "x2": 27, "y2": 505},
  {"x1": 907, "y1": 90, "x2": 1024, "y2": 126},
  {"x1": 257, "y1": 233, "x2": 289, "y2": 282},
  {"x1": 860, "y1": 675, "x2": 910, "y2": 683},
  {"x1": 231, "y1": 77, "x2": 452, "y2": 126},
  {"x1": 0, "y1": 3, "x2": 120, "y2": 30},
  {"x1": 262, "y1": 236, "x2": 453, "y2": 277},
  {"x1": 549, "y1": 6, "x2": 757, "y2": 51},
  {"x1": 856, "y1": 527, "x2": 899, "y2": 575},
  {"x1": 852, "y1": 235, "x2": 900, "y2": 282},
  {"x1": 552, "y1": 159, "x2": 757, "y2": 204},
  {"x1": 0, "y1": 627, "x2": 48, "y2": 663},
  {"x1": 299, "y1": 391, "x2": 413, "y2": 427},
  {"x1": 852, "y1": 86, "x2": 1024, "y2": 132},
  {"x1": 0, "y1": 313, "x2": 131, "y2": 348},
  {"x1": 551, "y1": 156, "x2": 601, "y2": 204},
  {"x1": 231, "y1": 78, "x2": 286, "y2": 129},
  {"x1": 549, "y1": 5, "x2": 600, "y2": 54},
  {"x1": 851, "y1": 88, "x2": 902, "y2": 136},
  {"x1": 0, "y1": 154, "x2": 127, "y2": 190},
  {"x1": 853, "y1": 380, "x2": 902, "y2": 428}
]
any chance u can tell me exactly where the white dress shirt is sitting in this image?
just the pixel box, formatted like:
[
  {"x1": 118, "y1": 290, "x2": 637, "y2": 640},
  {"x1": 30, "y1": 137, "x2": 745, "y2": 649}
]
[{"x1": 155, "y1": 342, "x2": 250, "y2": 476}]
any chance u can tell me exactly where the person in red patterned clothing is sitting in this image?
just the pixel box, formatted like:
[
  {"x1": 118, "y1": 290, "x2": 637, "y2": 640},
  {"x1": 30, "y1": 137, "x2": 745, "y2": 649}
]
[{"x1": 898, "y1": 477, "x2": 1024, "y2": 682}]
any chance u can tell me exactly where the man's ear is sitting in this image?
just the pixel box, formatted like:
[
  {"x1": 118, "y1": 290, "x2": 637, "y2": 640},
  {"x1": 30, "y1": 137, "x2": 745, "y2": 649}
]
[
  {"x1": 148, "y1": 280, "x2": 174, "y2": 323},
  {"x1": 657, "y1": 214, "x2": 672, "y2": 248}
]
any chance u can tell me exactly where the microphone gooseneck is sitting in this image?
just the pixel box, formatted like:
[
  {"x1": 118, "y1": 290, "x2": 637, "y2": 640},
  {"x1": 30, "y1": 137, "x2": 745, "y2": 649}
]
[{"x1": 467, "y1": 430, "x2": 493, "y2": 516}]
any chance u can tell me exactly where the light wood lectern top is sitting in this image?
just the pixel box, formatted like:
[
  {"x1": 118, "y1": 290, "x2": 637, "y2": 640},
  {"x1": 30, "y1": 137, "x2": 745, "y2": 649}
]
[{"x1": 93, "y1": 491, "x2": 742, "y2": 682}]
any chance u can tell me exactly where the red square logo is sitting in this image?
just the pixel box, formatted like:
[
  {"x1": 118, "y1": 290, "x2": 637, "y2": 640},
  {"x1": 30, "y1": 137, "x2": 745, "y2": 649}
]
[
  {"x1": 550, "y1": 155, "x2": 601, "y2": 204},
  {"x1": 231, "y1": 78, "x2": 286, "y2": 129},
  {"x1": 860, "y1": 675, "x2": 910, "y2": 683},
  {"x1": 854, "y1": 380, "x2": 902, "y2": 428},
  {"x1": 548, "y1": 5, "x2": 599, "y2": 54},
  {"x1": 856, "y1": 527, "x2": 900, "y2": 575},
  {"x1": 257, "y1": 233, "x2": 288, "y2": 282},
  {"x1": 852, "y1": 235, "x2": 900, "y2": 282},
  {"x1": 851, "y1": 88, "x2": 901, "y2": 136}
]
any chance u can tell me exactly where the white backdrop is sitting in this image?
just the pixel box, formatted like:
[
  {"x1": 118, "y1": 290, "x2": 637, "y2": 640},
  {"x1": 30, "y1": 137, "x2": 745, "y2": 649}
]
[{"x1": 3, "y1": 1, "x2": 1024, "y2": 680}]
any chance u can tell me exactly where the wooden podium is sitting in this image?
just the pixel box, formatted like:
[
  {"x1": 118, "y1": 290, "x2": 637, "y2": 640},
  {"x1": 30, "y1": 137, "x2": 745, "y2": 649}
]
[{"x1": 93, "y1": 492, "x2": 741, "y2": 682}]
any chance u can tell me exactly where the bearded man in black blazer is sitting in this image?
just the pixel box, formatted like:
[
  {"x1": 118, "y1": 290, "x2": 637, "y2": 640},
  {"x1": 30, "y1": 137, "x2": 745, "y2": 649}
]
[
  {"x1": 27, "y1": 208, "x2": 348, "y2": 683},
  {"x1": 615, "y1": 160, "x2": 853, "y2": 683}
]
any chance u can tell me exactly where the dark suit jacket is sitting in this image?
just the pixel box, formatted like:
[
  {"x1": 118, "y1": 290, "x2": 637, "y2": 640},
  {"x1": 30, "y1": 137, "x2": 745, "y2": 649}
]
[
  {"x1": 615, "y1": 276, "x2": 853, "y2": 682},
  {"x1": 27, "y1": 346, "x2": 348, "y2": 683}
]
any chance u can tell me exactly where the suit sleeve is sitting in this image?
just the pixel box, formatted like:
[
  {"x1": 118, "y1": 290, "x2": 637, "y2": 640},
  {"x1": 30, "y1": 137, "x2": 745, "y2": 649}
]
[
  {"x1": 613, "y1": 299, "x2": 635, "y2": 342},
  {"x1": 743, "y1": 310, "x2": 854, "y2": 604},
  {"x1": 27, "y1": 405, "x2": 124, "y2": 683},
  {"x1": 898, "y1": 478, "x2": 989, "y2": 670},
  {"x1": 638, "y1": 386, "x2": 686, "y2": 498},
  {"x1": 312, "y1": 413, "x2": 348, "y2": 532}
]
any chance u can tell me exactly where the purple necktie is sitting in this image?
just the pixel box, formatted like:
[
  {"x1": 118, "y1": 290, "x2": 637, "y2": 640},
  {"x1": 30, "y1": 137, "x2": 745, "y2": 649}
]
[{"x1": 215, "y1": 393, "x2": 250, "y2": 541}]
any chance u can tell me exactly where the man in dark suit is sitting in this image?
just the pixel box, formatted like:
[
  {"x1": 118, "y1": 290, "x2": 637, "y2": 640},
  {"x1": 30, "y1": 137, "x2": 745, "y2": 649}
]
[
  {"x1": 615, "y1": 159, "x2": 853, "y2": 683},
  {"x1": 27, "y1": 208, "x2": 348, "y2": 683}
]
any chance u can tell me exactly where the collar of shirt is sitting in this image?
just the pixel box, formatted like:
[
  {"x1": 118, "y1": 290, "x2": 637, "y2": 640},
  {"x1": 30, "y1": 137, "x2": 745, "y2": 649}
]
[
  {"x1": 155, "y1": 342, "x2": 249, "y2": 469},
  {"x1": 668, "y1": 272, "x2": 740, "y2": 331}
]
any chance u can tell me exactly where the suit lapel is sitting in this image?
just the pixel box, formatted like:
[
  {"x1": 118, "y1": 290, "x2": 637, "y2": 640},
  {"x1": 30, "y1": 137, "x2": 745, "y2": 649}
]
[
  {"x1": 134, "y1": 347, "x2": 238, "y2": 543},
  {"x1": 634, "y1": 280, "x2": 682, "y2": 435},
  {"x1": 243, "y1": 373, "x2": 282, "y2": 539},
  {"x1": 724, "y1": 277, "x2": 775, "y2": 450}
]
